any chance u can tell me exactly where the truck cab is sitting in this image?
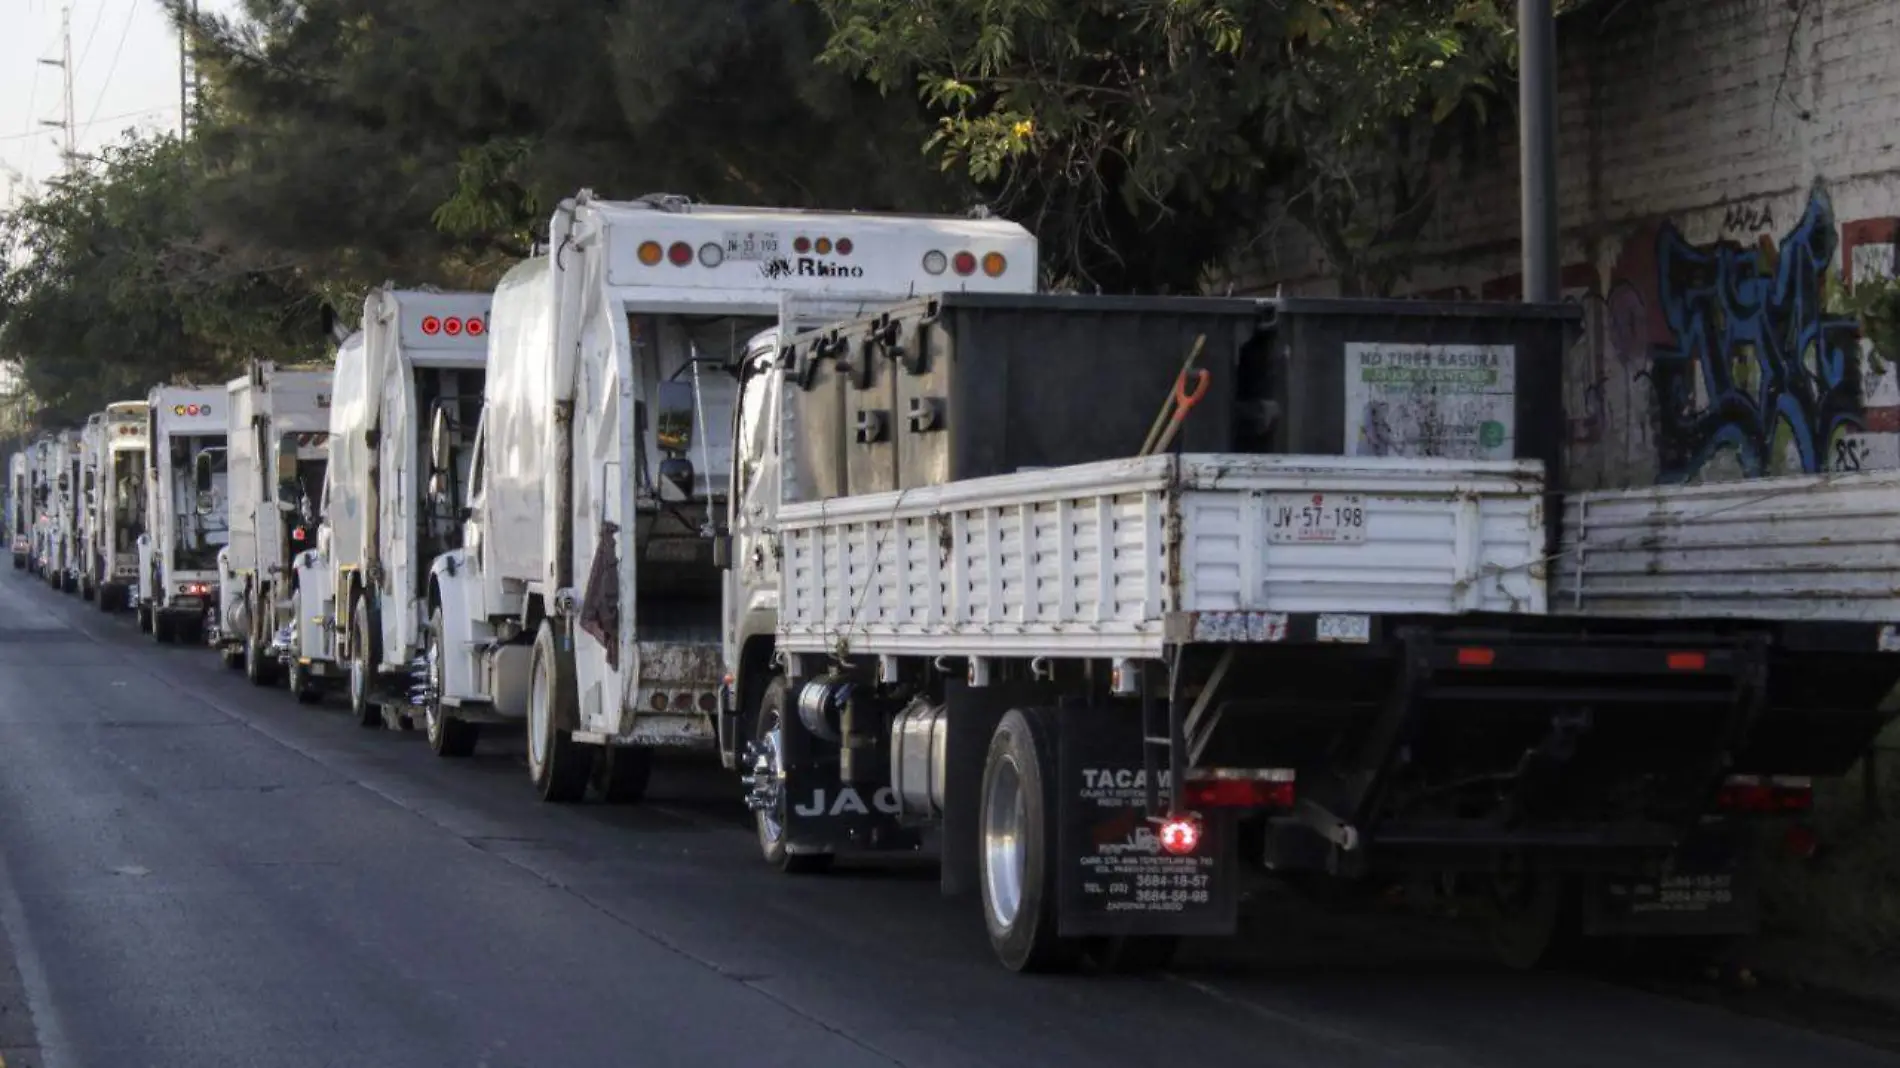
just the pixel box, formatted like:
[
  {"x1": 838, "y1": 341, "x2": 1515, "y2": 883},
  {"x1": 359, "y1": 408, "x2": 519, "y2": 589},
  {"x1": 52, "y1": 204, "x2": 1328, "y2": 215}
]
[{"x1": 137, "y1": 388, "x2": 228, "y2": 644}]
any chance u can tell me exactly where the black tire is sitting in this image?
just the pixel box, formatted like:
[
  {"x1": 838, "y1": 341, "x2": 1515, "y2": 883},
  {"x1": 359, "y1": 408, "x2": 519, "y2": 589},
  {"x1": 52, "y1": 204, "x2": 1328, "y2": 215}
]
[
  {"x1": 80, "y1": 577, "x2": 94, "y2": 602},
  {"x1": 153, "y1": 612, "x2": 176, "y2": 644},
  {"x1": 221, "y1": 645, "x2": 244, "y2": 670},
  {"x1": 423, "y1": 607, "x2": 480, "y2": 756},
  {"x1": 1087, "y1": 936, "x2": 1182, "y2": 973},
  {"x1": 136, "y1": 601, "x2": 151, "y2": 633},
  {"x1": 349, "y1": 596, "x2": 382, "y2": 728},
  {"x1": 527, "y1": 619, "x2": 592, "y2": 803},
  {"x1": 287, "y1": 658, "x2": 324, "y2": 705},
  {"x1": 244, "y1": 626, "x2": 276, "y2": 686},
  {"x1": 95, "y1": 582, "x2": 116, "y2": 612},
  {"x1": 752, "y1": 677, "x2": 833, "y2": 875},
  {"x1": 11, "y1": 556, "x2": 22, "y2": 571},
  {"x1": 979, "y1": 707, "x2": 1083, "y2": 973},
  {"x1": 1487, "y1": 871, "x2": 1585, "y2": 971},
  {"x1": 594, "y1": 746, "x2": 653, "y2": 803}
]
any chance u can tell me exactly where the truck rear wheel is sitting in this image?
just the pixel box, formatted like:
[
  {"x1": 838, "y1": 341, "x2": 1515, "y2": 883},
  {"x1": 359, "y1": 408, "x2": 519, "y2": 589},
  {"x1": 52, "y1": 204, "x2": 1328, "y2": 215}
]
[
  {"x1": 594, "y1": 746, "x2": 652, "y2": 804},
  {"x1": 528, "y1": 620, "x2": 591, "y2": 802},
  {"x1": 245, "y1": 627, "x2": 277, "y2": 686},
  {"x1": 80, "y1": 577, "x2": 94, "y2": 601},
  {"x1": 980, "y1": 707, "x2": 1083, "y2": 973},
  {"x1": 136, "y1": 601, "x2": 151, "y2": 633},
  {"x1": 750, "y1": 677, "x2": 832, "y2": 874},
  {"x1": 424, "y1": 608, "x2": 478, "y2": 757},
  {"x1": 95, "y1": 582, "x2": 116, "y2": 612},
  {"x1": 153, "y1": 612, "x2": 176, "y2": 644},
  {"x1": 1487, "y1": 870, "x2": 1583, "y2": 970},
  {"x1": 349, "y1": 597, "x2": 381, "y2": 728}
]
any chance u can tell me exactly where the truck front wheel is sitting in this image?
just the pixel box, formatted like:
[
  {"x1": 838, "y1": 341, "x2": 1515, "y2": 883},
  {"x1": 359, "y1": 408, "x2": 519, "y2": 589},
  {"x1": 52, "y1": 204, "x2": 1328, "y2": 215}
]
[
  {"x1": 423, "y1": 608, "x2": 478, "y2": 757},
  {"x1": 594, "y1": 746, "x2": 652, "y2": 803},
  {"x1": 750, "y1": 677, "x2": 832, "y2": 875},
  {"x1": 980, "y1": 707, "x2": 1083, "y2": 973},
  {"x1": 527, "y1": 620, "x2": 591, "y2": 802}
]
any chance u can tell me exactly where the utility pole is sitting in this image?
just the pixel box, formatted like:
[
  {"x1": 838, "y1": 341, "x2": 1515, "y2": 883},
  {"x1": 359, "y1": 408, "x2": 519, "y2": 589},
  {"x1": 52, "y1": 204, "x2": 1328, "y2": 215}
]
[
  {"x1": 178, "y1": 0, "x2": 201, "y2": 136},
  {"x1": 1518, "y1": 0, "x2": 1559, "y2": 303},
  {"x1": 39, "y1": 2, "x2": 76, "y2": 169}
]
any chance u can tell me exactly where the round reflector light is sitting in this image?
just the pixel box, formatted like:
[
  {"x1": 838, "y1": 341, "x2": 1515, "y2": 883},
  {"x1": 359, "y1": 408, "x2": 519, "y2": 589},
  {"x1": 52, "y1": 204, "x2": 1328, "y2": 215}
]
[
  {"x1": 466, "y1": 317, "x2": 486, "y2": 337},
  {"x1": 836, "y1": 237, "x2": 854, "y2": 256},
  {"x1": 172, "y1": 405, "x2": 185, "y2": 416},
  {"x1": 637, "y1": 241, "x2": 664, "y2": 267},
  {"x1": 649, "y1": 691, "x2": 668, "y2": 711},
  {"x1": 698, "y1": 243, "x2": 724, "y2": 268},
  {"x1": 922, "y1": 250, "x2": 948, "y2": 275},
  {"x1": 815, "y1": 237, "x2": 833, "y2": 255},
  {"x1": 1159, "y1": 816, "x2": 1202, "y2": 856},
  {"x1": 421, "y1": 315, "x2": 442, "y2": 336},
  {"x1": 443, "y1": 317, "x2": 463, "y2": 336},
  {"x1": 793, "y1": 236, "x2": 812, "y2": 254},
  {"x1": 952, "y1": 251, "x2": 977, "y2": 277},
  {"x1": 982, "y1": 252, "x2": 1008, "y2": 277},
  {"x1": 667, "y1": 241, "x2": 693, "y2": 267}
]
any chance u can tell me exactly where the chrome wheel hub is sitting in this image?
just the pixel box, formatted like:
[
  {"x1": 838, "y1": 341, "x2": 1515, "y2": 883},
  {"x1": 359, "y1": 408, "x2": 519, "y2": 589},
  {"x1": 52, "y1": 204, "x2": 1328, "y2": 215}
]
[
  {"x1": 741, "y1": 726, "x2": 786, "y2": 844},
  {"x1": 982, "y1": 754, "x2": 1028, "y2": 929}
]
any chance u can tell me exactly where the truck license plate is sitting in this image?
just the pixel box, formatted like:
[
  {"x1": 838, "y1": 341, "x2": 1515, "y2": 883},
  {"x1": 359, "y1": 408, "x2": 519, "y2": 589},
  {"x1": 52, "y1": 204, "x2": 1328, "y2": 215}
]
[
  {"x1": 1267, "y1": 493, "x2": 1366, "y2": 544},
  {"x1": 723, "y1": 231, "x2": 780, "y2": 261}
]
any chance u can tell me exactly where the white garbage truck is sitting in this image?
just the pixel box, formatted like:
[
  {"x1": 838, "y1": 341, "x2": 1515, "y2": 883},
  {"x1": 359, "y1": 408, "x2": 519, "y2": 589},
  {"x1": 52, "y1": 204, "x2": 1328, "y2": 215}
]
[
  {"x1": 213, "y1": 363, "x2": 332, "y2": 682},
  {"x1": 79, "y1": 400, "x2": 148, "y2": 610},
  {"x1": 289, "y1": 288, "x2": 489, "y2": 725},
  {"x1": 26, "y1": 436, "x2": 56, "y2": 577},
  {"x1": 136, "y1": 387, "x2": 228, "y2": 644},
  {"x1": 9, "y1": 452, "x2": 30, "y2": 570},
  {"x1": 422, "y1": 191, "x2": 1037, "y2": 794},
  {"x1": 43, "y1": 429, "x2": 81, "y2": 593}
]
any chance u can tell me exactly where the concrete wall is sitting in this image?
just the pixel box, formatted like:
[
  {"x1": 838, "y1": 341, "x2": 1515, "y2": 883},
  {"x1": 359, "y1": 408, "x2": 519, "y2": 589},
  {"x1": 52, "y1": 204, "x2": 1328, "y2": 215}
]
[{"x1": 1243, "y1": 0, "x2": 1900, "y2": 491}]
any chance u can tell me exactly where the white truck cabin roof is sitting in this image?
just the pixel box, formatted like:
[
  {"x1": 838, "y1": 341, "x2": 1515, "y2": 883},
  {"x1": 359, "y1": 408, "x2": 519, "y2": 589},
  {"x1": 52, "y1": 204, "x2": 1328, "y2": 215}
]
[
  {"x1": 367, "y1": 288, "x2": 494, "y2": 371},
  {"x1": 572, "y1": 194, "x2": 1039, "y2": 314},
  {"x1": 104, "y1": 400, "x2": 148, "y2": 447}
]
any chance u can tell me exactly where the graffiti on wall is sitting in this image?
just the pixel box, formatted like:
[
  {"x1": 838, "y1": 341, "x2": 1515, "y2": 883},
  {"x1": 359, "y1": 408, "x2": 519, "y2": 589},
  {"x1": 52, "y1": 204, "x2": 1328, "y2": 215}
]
[{"x1": 1647, "y1": 188, "x2": 1867, "y2": 481}]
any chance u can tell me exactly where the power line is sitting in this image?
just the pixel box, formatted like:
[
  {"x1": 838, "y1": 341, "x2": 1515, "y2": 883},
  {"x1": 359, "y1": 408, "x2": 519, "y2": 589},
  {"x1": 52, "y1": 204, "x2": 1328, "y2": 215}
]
[
  {"x1": 78, "y1": 0, "x2": 113, "y2": 67},
  {"x1": 0, "y1": 108, "x2": 173, "y2": 145},
  {"x1": 83, "y1": 0, "x2": 139, "y2": 132}
]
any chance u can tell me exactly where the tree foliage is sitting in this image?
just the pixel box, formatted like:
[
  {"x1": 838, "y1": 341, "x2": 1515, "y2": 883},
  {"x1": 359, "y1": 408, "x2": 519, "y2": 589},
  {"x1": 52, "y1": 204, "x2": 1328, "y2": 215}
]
[
  {"x1": 815, "y1": 0, "x2": 1525, "y2": 292},
  {"x1": 0, "y1": 137, "x2": 324, "y2": 427}
]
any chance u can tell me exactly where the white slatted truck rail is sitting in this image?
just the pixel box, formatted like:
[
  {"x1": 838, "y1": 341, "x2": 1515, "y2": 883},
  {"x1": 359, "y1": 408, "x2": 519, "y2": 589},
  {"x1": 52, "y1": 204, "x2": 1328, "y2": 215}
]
[
  {"x1": 775, "y1": 455, "x2": 1547, "y2": 663},
  {"x1": 1558, "y1": 472, "x2": 1900, "y2": 779}
]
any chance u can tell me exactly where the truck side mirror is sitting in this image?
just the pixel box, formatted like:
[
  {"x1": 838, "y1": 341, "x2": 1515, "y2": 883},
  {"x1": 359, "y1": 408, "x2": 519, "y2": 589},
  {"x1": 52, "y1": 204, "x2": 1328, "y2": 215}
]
[
  {"x1": 428, "y1": 405, "x2": 453, "y2": 474},
  {"x1": 656, "y1": 381, "x2": 695, "y2": 455}
]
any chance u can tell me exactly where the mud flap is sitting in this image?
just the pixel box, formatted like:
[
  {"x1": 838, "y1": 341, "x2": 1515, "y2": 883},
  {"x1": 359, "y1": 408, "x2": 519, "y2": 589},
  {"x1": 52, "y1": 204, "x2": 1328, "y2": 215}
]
[
  {"x1": 1581, "y1": 823, "x2": 1759, "y2": 938},
  {"x1": 777, "y1": 679, "x2": 920, "y2": 856},
  {"x1": 1055, "y1": 701, "x2": 1239, "y2": 938},
  {"x1": 578, "y1": 521, "x2": 619, "y2": 670}
]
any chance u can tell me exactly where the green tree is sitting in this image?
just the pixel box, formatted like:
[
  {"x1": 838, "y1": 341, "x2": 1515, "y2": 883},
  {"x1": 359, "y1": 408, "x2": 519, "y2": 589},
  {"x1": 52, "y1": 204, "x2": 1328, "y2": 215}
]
[
  {"x1": 0, "y1": 137, "x2": 326, "y2": 428},
  {"x1": 815, "y1": 0, "x2": 1529, "y2": 293}
]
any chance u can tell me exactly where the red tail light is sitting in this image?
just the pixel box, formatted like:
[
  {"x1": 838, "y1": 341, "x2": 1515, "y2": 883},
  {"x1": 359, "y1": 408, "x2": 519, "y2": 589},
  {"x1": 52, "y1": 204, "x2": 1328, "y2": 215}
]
[
  {"x1": 667, "y1": 242, "x2": 693, "y2": 266},
  {"x1": 952, "y1": 251, "x2": 977, "y2": 276},
  {"x1": 836, "y1": 238, "x2": 854, "y2": 256},
  {"x1": 1667, "y1": 651, "x2": 1707, "y2": 671},
  {"x1": 1457, "y1": 646, "x2": 1496, "y2": 667},
  {"x1": 1717, "y1": 775, "x2": 1812, "y2": 814},
  {"x1": 1158, "y1": 816, "x2": 1202, "y2": 856},
  {"x1": 421, "y1": 316, "x2": 442, "y2": 336},
  {"x1": 794, "y1": 236, "x2": 812, "y2": 254},
  {"x1": 443, "y1": 317, "x2": 464, "y2": 336},
  {"x1": 466, "y1": 317, "x2": 486, "y2": 337},
  {"x1": 1182, "y1": 769, "x2": 1296, "y2": 810}
]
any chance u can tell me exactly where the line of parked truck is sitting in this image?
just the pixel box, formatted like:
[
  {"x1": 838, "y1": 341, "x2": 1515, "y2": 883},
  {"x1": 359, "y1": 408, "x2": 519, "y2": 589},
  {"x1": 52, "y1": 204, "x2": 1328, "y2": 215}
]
[{"x1": 6, "y1": 189, "x2": 1897, "y2": 975}]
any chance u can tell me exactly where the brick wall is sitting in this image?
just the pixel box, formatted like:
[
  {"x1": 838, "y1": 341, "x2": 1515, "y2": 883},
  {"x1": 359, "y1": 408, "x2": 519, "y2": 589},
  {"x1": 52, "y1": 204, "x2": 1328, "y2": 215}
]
[{"x1": 1243, "y1": 0, "x2": 1900, "y2": 491}]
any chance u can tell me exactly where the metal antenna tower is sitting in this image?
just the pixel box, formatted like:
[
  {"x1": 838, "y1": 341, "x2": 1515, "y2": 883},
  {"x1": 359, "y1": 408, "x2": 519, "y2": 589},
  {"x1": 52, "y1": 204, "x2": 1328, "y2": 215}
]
[
  {"x1": 39, "y1": 2, "x2": 76, "y2": 168},
  {"x1": 179, "y1": 0, "x2": 201, "y2": 136}
]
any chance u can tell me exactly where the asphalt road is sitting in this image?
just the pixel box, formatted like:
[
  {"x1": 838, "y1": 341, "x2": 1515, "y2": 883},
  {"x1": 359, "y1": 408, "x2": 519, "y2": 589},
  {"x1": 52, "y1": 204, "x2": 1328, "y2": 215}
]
[{"x1": 0, "y1": 573, "x2": 1893, "y2": 1068}]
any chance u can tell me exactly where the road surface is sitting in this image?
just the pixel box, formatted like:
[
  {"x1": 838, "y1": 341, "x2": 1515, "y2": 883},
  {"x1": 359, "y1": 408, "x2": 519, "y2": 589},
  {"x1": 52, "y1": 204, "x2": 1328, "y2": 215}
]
[{"x1": 0, "y1": 574, "x2": 1891, "y2": 1068}]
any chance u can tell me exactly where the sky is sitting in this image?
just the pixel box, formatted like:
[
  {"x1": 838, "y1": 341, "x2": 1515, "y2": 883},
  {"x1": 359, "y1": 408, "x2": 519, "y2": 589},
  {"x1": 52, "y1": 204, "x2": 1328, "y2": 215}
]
[{"x1": 1, "y1": 0, "x2": 238, "y2": 207}]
